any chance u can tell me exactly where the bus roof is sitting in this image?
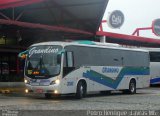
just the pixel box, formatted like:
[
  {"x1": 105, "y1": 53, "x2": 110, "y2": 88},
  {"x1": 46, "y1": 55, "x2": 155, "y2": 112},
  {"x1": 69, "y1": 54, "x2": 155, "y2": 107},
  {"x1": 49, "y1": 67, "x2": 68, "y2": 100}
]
[{"x1": 30, "y1": 41, "x2": 149, "y2": 53}]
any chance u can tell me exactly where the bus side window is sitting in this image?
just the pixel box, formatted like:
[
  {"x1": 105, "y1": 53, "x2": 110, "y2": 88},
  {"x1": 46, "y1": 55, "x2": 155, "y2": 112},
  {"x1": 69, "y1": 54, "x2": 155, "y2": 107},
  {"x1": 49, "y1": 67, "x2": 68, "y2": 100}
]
[
  {"x1": 63, "y1": 51, "x2": 75, "y2": 77},
  {"x1": 66, "y1": 51, "x2": 74, "y2": 67}
]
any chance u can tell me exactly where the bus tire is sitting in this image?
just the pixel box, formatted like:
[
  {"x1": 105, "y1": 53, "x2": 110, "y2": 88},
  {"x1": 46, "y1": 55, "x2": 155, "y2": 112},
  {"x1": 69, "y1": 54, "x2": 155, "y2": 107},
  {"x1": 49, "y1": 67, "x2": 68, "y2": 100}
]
[
  {"x1": 45, "y1": 93, "x2": 52, "y2": 99},
  {"x1": 75, "y1": 81, "x2": 86, "y2": 99},
  {"x1": 129, "y1": 79, "x2": 136, "y2": 94}
]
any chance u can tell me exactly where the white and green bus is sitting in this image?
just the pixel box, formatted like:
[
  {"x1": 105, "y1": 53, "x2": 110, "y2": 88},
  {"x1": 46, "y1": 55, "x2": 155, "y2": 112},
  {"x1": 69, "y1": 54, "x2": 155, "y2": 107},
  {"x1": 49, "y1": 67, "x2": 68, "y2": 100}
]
[{"x1": 20, "y1": 41, "x2": 150, "y2": 99}]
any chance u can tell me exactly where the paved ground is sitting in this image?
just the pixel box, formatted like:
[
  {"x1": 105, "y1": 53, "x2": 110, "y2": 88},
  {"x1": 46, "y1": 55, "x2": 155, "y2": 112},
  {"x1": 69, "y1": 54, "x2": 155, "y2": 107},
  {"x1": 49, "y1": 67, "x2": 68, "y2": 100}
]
[{"x1": 0, "y1": 87, "x2": 160, "y2": 116}]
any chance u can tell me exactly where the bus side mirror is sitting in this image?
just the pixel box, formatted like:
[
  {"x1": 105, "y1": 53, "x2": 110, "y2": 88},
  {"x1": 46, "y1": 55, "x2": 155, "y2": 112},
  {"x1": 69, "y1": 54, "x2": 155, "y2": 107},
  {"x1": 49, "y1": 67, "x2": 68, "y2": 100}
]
[
  {"x1": 18, "y1": 50, "x2": 28, "y2": 59},
  {"x1": 57, "y1": 54, "x2": 61, "y2": 64}
]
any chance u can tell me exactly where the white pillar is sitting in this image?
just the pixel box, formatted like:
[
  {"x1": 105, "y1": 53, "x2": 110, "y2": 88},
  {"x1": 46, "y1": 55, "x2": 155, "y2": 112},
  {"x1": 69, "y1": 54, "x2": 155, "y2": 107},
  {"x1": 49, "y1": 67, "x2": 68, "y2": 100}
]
[{"x1": 100, "y1": 36, "x2": 106, "y2": 43}]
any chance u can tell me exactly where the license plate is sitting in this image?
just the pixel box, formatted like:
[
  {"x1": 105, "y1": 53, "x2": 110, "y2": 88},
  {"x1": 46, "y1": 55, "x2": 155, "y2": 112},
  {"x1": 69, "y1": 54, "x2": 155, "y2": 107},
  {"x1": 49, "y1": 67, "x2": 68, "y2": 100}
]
[{"x1": 36, "y1": 89, "x2": 43, "y2": 93}]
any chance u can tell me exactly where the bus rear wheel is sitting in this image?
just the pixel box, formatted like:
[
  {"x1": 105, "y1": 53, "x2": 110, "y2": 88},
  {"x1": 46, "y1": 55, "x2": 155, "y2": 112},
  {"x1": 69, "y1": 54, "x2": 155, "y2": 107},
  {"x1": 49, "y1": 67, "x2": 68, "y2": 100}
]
[
  {"x1": 75, "y1": 81, "x2": 86, "y2": 99},
  {"x1": 123, "y1": 79, "x2": 136, "y2": 94},
  {"x1": 129, "y1": 80, "x2": 136, "y2": 94}
]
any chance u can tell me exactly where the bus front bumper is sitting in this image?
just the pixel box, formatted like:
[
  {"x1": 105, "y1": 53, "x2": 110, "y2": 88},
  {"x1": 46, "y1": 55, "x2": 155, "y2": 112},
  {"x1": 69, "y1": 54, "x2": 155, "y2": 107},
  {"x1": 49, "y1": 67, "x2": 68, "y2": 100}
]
[{"x1": 25, "y1": 84, "x2": 61, "y2": 94}]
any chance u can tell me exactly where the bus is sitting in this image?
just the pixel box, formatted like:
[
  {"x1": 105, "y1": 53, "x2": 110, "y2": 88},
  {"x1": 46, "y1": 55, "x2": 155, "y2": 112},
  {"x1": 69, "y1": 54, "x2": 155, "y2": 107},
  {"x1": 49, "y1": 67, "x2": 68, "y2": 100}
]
[
  {"x1": 19, "y1": 41, "x2": 150, "y2": 99},
  {"x1": 143, "y1": 48, "x2": 160, "y2": 85}
]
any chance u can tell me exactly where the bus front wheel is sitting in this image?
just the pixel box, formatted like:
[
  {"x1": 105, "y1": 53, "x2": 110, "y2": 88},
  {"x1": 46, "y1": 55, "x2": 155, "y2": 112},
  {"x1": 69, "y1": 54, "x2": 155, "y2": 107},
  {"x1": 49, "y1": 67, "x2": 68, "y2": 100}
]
[{"x1": 75, "y1": 81, "x2": 86, "y2": 99}]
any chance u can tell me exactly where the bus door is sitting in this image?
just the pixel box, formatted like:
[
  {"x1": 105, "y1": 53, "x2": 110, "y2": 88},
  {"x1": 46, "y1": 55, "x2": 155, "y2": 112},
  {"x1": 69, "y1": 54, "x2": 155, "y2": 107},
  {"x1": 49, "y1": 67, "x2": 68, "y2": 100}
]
[{"x1": 62, "y1": 51, "x2": 76, "y2": 93}]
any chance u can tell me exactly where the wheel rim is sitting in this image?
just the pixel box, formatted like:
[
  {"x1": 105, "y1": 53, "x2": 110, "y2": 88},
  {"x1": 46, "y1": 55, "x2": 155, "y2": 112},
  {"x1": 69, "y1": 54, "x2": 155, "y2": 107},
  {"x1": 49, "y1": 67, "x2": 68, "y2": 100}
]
[
  {"x1": 130, "y1": 83, "x2": 135, "y2": 92},
  {"x1": 80, "y1": 85, "x2": 84, "y2": 97}
]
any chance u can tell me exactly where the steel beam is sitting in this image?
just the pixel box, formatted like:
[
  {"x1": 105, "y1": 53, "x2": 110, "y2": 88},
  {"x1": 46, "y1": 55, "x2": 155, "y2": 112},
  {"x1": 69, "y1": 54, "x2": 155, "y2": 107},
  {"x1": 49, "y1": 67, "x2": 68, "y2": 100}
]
[
  {"x1": 15, "y1": 11, "x2": 25, "y2": 21},
  {"x1": 132, "y1": 27, "x2": 152, "y2": 36},
  {"x1": 0, "y1": 19, "x2": 94, "y2": 35},
  {"x1": 0, "y1": 12, "x2": 11, "y2": 20},
  {"x1": 96, "y1": 31, "x2": 160, "y2": 45},
  {"x1": 0, "y1": 0, "x2": 44, "y2": 9}
]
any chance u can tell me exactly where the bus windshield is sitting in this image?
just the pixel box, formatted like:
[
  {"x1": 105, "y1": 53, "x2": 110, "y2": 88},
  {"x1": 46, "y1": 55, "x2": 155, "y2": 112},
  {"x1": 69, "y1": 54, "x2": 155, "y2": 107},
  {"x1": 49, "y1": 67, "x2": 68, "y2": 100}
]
[{"x1": 25, "y1": 45, "x2": 62, "y2": 78}]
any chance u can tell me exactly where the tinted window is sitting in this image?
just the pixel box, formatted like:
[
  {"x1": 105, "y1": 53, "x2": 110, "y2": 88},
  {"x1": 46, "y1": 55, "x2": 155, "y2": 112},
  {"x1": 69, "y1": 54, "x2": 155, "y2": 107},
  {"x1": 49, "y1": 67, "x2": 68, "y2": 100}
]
[
  {"x1": 65, "y1": 45, "x2": 149, "y2": 67},
  {"x1": 150, "y1": 52, "x2": 160, "y2": 62}
]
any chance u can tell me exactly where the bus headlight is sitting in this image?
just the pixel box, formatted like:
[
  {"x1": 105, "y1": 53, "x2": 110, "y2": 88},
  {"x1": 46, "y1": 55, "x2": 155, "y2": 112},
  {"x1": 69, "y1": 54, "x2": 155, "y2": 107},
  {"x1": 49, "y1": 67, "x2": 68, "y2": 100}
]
[
  {"x1": 25, "y1": 89, "x2": 29, "y2": 93},
  {"x1": 54, "y1": 90, "x2": 58, "y2": 94},
  {"x1": 24, "y1": 79, "x2": 30, "y2": 84},
  {"x1": 50, "y1": 79, "x2": 60, "y2": 85}
]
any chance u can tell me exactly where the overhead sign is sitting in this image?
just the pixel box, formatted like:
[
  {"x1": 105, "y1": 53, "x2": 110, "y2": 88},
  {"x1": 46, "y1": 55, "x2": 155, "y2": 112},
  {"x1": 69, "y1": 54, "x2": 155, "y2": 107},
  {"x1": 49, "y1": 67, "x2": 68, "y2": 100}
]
[
  {"x1": 108, "y1": 10, "x2": 125, "y2": 29},
  {"x1": 152, "y1": 19, "x2": 160, "y2": 36}
]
